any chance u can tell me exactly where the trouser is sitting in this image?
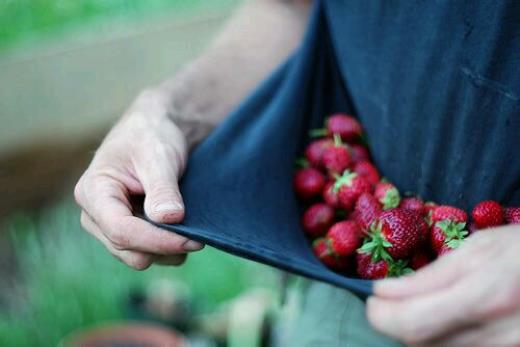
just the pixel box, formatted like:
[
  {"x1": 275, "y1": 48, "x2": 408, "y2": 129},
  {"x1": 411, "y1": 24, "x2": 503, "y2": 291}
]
[{"x1": 275, "y1": 279, "x2": 402, "y2": 347}]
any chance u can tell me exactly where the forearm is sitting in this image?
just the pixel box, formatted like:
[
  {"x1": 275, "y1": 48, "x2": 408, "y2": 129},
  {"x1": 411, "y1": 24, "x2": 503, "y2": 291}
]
[{"x1": 132, "y1": 0, "x2": 312, "y2": 148}]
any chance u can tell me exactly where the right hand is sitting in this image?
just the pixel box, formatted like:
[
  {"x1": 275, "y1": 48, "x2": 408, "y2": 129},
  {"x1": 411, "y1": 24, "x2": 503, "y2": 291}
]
[{"x1": 74, "y1": 89, "x2": 204, "y2": 270}]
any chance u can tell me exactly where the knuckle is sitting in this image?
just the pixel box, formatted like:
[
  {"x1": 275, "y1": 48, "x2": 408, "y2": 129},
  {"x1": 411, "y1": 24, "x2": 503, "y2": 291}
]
[
  {"x1": 110, "y1": 229, "x2": 131, "y2": 250},
  {"x1": 128, "y1": 254, "x2": 153, "y2": 271},
  {"x1": 73, "y1": 179, "x2": 84, "y2": 206}
]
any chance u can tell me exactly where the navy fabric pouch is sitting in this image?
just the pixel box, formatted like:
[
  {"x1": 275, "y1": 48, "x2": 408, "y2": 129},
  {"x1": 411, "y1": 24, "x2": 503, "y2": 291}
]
[{"x1": 154, "y1": 5, "x2": 373, "y2": 296}]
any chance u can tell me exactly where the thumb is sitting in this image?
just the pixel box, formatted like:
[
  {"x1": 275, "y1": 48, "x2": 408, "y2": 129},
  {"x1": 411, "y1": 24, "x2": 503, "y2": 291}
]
[{"x1": 137, "y1": 160, "x2": 185, "y2": 224}]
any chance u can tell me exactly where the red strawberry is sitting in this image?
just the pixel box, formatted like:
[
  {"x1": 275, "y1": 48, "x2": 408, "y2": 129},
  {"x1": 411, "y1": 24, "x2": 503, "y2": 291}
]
[
  {"x1": 399, "y1": 197, "x2": 425, "y2": 215},
  {"x1": 313, "y1": 238, "x2": 349, "y2": 272},
  {"x1": 410, "y1": 249, "x2": 432, "y2": 270},
  {"x1": 354, "y1": 193, "x2": 382, "y2": 231},
  {"x1": 321, "y1": 135, "x2": 351, "y2": 174},
  {"x1": 293, "y1": 168, "x2": 325, "y2": 200},
  {"x1": 304, "y1": 138, "x2": 334, "y2": 168},
  {"x1": 353, "y1": 161, "x2": 380, "y2": 186},
  {"x1": 356, "y1": 251, "x2": 411, "y2": 280},
  {"x1": 374, "y1": 182, "x2": 401, "y2": 210},
  {"x1": 301, "y1": 203, "x2": 335, "y2": 238},
  {"x1": 505, "y1": 207, "x2": 520, "y2": 224},
  {"x1": 361, "y1": 208, "x2": 428, "y2": 259},
  {"x1": 350, "y1": 144, "x2": 371, "y2": 163},
  {"x1": 327, "y1": 221, "x2": 361, "y2": 257},
  {"x1": 356, "y1": 251, "x2": 389, "y2": 279},
  {"x1": 312, "y1": 114, "x2": 363, "y2": 142},
  {"x1": 472, "y1": 200, "x2": 504, "y2": 229},
  {"x1": 333, "y1": 170, "x2": 373, "y2": 210},
  {"x1": 430, "y1": 205, "x2": 468, "y2": 255},
  {"x1": 322, "y1": 181, "x2": 340, "y2": 208}
]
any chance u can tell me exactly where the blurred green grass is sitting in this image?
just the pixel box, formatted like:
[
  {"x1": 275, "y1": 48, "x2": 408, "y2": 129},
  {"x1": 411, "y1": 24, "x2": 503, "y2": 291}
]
[
  {"x1": 0, "y1": 201, "x2": 276, "y2": 346},
  {"x1": 0, "y1": 0, "x2": 240, "y2": 52}
]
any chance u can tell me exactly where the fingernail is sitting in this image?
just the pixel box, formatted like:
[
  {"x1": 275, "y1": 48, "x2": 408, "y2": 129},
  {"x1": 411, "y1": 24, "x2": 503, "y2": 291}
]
[
  {"x1": 155, "y1": 202, "x2": 182, "y2": 213},
  {"x1": 183, "y1": 240, "x2": 204, "y2": 251}
]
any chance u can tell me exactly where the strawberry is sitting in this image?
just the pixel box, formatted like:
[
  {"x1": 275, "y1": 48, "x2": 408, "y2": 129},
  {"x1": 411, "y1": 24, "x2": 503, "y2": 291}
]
[
  {"x1": 354, "y1": 193, "x2": 382, "y2": 231},
  {"x1": 472, "y1": 200, "x2": 504, "y2": 229},
  {"x1": 333, "y1": 170, "x2": 373, "y2": 210},
  {"x1": 354, "y1": 161, "x2": 380, "y2": 186},
  {"x1": 350, "y1": 144, "x2": 371, "y2": 163},
  {"x1": 321, "y1": 135, "x2": 351, "y2": 174},
  {"x1": 399, "y1": 197, "x2": 425, "y2": 215},
  {"x1": 360, "y1": 208, "x2": 428, "y2": 259},
  {"x1": 505, "y1": 207, "x2": 520, "y2": 224},
  {"x1": 431, "y1": 205, "x2": 467, "y2": 223},
  {"x1": 410, "y1": 249, "x2": 432, "y2": 270},
  {"x1": 311, "y1": 114, "x2": 363, "y2": 142},
  {"x1": 304, "y1": 138, "x2": 334, "y2": 168},
  {"x1": 322, "y1": 181, "x2": 340, "y2": 208},
  {"x1": 313, "y1": 238, "x2": 349, "y2": 272},
  {"x1": 374, "y1": 182, "x2": 401, "y2": 210},
  {"x1": 430, "y1": 205, "x2": 468, "y2": 255},
  {"x1": 356, "y1": 251, "x2": 412, "y2": 280},
  {"x1": 327, "y1": 221, "x2": 361, "y2": 257},
  {"x1": 293, "y1": 168, "x2": 325, "y2": 200},
  {"x1": 301, "y1": 203, "x2": 335, "y2": 238}
]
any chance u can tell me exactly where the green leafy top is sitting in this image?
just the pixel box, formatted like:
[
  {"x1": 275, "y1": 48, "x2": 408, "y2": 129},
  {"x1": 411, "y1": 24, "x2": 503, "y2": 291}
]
[
  {"x1": 381, "y1": 187, "x2": 401, "y2": 210},
  {"x1": 333, "y1": 170, "x2": 358, "y2": 192},
  {"x1": 436, "y1": 220, "x2": 468, "y2": 249},
  {"x1": 358, "y1": 221, "x2": 393, "y2": 263}
]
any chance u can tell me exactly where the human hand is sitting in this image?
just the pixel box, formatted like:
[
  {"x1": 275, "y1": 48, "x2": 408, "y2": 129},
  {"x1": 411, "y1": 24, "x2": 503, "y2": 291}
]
[
  {"x1": 74, "y1": 90, "x2": 204, "y2": 270},
  {"x1": 367, "y1": 225, "x2": 520, "y2": 347}
]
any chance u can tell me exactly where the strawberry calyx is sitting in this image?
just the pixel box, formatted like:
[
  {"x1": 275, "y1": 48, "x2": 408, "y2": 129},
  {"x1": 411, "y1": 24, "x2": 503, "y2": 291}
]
[
  {"x1": 332, "y1": 170, "x2": 357, "y2": 193},
  {"x1": 358, "y1": 221, "x2": 393, "y2": 263},
  {"x1": 435, "y1": 219, "x2": 468, "y2": 249},
  {"x1": 294, "y1": 157, "x2": 310, "y2": 169},
  {"x1": 309, "y1": 128, "x2": 328, "y2": 137},
  {"x1": 381, "y1": 187, "x2": 401, "y2": 210},
  {"x1": 388, "y1": 259, "x2": 413, "y2": 277}
]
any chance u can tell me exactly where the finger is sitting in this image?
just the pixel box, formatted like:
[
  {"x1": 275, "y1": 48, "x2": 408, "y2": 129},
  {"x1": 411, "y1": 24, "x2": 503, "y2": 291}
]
[
  {"x1": 154, "y1": 254, "x2": 188, "y2": 266},
  {"x1": 374, "y1": 234, "x2": 488, "y2": 299},
  {"x1": 367, "y1": 277, "x2": 482, "y2": 344},
  {"x1": 134, "y1": 143, "x2": 186, "y2": 224},
  {"x1": 80, "y1": 211, "x2": 154, "y2": 270},
  {"x1": 419, "y1": 313, "x2": 520, "y2": 347},
  {"x1": 83, "y1": 177, "x2": 204, "y2": 254}
]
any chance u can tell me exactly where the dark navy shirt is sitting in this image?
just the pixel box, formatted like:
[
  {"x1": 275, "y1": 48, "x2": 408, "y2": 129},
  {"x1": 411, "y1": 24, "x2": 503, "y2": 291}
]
[{"x1": 324, "y1": 0, "x2": 520, "y2": 209}]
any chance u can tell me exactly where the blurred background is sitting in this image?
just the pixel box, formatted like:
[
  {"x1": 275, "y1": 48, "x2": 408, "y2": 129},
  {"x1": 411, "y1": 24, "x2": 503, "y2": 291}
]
[{"x1": 0, "y1": 1, "x2": 284, "y2": 346}]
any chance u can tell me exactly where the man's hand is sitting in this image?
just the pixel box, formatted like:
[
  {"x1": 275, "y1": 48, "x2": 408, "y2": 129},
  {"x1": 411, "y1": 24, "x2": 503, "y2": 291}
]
[
  {"x1": 367, "y1": 225, "x2": 520, "y2": 347},
  {"x1": 74, "y1": 90, "x2": 204, "y2": 270}
]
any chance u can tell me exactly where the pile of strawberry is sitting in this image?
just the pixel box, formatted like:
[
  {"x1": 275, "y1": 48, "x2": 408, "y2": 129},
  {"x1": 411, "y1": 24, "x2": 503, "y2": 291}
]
[{"x1": 294, "y1": 113, "x2": 520, "y2": 279}]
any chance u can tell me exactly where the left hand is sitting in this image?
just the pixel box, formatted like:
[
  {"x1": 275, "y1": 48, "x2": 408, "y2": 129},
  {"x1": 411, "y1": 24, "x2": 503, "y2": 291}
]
[{"x1": 367, "y1": 224, "x2": 520, "y2": 347}]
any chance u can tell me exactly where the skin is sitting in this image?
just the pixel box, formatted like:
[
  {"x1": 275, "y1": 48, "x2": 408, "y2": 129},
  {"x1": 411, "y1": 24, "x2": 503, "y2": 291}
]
[
  {"x1": 368, "y1": 225, "x2": 520, "y2": 347},
  {"x1": 76, "y1": 0, "x2": 520, "y2": 344},
  {"x1": 74, "y1": 0, "x2": 312, "y2": 270}
]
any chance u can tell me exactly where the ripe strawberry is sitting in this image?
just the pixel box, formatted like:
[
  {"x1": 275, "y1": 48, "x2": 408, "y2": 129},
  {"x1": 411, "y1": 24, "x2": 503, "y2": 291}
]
[
  {"x1": 374, "y1": 182, "x2": 401, "y2": 210},
  {"x1": 313, "y1": 238, "x2": 349, "y2": 272},
  {"x1": 356, "y1": 251, "x2": 389, "y2": 279},
  {"x1": 311, "y1": 114, "x2": 363, "y2": 142},
  {"x1": 304, "y1": 138, "x2": 334, "y2": 168},
  {"x1": 322, "y1": 181, "x2": 340, "y2": 208},
  {"x1": 354, "y1": 193, "x2": 382, "y2": 231},
  {"x1": 360, "y1": 208, "x2": 428, "y2": 259},
  {"x1": 301, "y1": 203, "x2": 335, "y2": 238},
  {"x1": 354, "y1": 161, "x2": 380, "y2": 186},
  {"x1": 472, "y1": 200, "x2": 504, "y2": 229},
  {"x1": 321, "y1": 135, "x2": 351, "y2": 174},
  {"x1": 327, "y1": 221, "x2": 361, "y2": 257},
  {"x1": 410, "y1": 249, "x2": 432, "y2": 270},
  {"x1": 333, "y1": 170, "x2": 372, "y2": 210},
  {"x1": 505, "y1": 207, "x2": 520, "y2": 224},
  {"x1": 430, "y1": 205, "x2": 468, "y2": 255},
  {"x1": 350, "y1": 144, "x2": 371, "y2": 163},
  {"x1": 293, "y1": 168, "x2": 325, "y2": 200},
  {"x1": 399, "y1": 197, "x2": 425, "y2": 215},
  {"x1": 356, "y1": 251, "x2": 412, "y2": 280},
  {"x1": 432, "y1": 205, "x2": 468, "y2": 223}
]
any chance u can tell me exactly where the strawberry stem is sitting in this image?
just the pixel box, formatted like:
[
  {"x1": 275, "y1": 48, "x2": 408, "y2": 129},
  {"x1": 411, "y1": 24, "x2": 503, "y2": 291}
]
[
  {"x1": 309, "y1": 128, "x2": 328, "y2": 137},
  {"x1": 294, "y1": 157, "x2": 310, "y2": 169}
]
